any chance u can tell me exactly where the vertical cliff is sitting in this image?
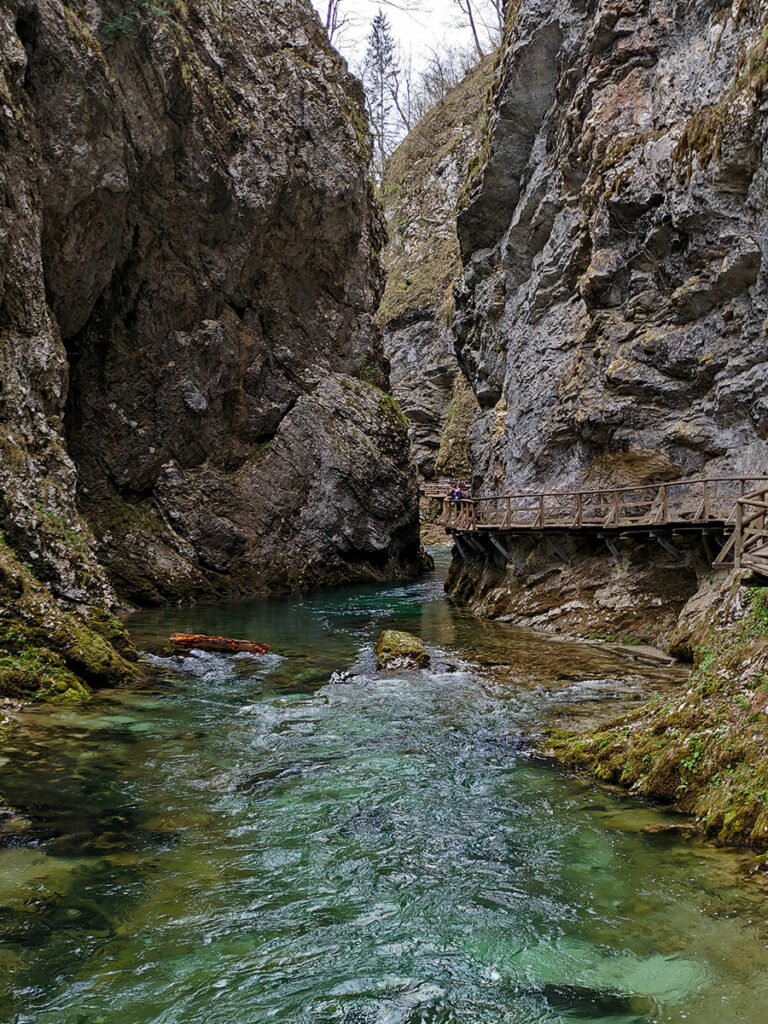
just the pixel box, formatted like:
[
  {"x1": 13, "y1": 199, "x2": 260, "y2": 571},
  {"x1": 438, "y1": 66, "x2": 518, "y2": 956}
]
[
  {"x1": 379, "y1": 58, "x2": 493, "y2": 482},
  {"x1": 446, "y1": 0, "x2": 768, "y2": 641},
  {"x1": 0, "y1": 0, "x2": 422, "y2": 698}
]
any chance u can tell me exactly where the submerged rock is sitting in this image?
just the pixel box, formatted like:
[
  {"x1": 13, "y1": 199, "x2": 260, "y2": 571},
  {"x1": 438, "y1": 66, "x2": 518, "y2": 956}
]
[{"x1": 375, "y1": 630, "x2": 430, "y2": 671}]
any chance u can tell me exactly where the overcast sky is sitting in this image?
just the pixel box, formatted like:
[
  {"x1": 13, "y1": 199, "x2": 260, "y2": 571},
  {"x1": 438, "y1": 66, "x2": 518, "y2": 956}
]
[{"x1": 308, "y1": 1, "x2": 493, "y2": 72}]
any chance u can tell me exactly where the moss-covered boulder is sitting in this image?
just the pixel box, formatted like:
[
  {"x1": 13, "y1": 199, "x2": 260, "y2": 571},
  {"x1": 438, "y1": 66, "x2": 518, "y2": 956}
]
[
  {"x1": 0, "y1": 537, "x2": 141, "y2": 703},
  {"x1": 375, "y1": 630, "x2": 430, "y2": 671}
]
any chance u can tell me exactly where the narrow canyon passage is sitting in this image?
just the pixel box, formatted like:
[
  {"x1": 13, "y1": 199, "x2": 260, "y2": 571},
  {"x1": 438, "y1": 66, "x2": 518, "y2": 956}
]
[{"x1": 1, "y1": 555, "x2": 768, "y2": 1024}]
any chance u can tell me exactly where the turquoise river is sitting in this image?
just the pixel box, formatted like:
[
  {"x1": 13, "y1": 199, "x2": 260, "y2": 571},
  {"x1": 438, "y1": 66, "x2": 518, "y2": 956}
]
[{"x1": 1, "y1": 552, "x2": 768, "y2": 1023}]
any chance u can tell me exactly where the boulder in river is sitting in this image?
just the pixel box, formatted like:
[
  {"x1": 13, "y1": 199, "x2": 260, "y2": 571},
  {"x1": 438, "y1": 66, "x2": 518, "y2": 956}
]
[{"x1": 375, "y1": 631, "x2": 430, "y2": 672}]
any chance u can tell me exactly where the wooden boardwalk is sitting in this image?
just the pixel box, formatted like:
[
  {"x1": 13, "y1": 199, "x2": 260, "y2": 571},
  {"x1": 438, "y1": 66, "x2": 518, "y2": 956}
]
[{"x1": 440, "y1": 476, "x2": 768, "y2": 577}]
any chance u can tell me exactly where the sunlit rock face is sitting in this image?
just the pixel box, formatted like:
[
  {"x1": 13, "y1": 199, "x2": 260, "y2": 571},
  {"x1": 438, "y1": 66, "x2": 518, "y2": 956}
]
[
  {"x1": 457, "y1": 0, "x2": 768, "y2": 497},
  {"x1": 1, "y1": 0, "x2": 422, "y2": 622}
]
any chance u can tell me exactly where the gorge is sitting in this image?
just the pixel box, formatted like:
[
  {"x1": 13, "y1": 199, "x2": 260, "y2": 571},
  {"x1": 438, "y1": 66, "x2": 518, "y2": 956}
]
[{"x1": 3, "y1": 0, "x2": 768, "y2": 1018}]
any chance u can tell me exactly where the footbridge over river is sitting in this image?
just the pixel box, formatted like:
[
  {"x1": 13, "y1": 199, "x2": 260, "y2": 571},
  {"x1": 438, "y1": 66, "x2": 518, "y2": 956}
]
[{"x1": 439, "y1": 476, "x2": 768, "y2": 579}]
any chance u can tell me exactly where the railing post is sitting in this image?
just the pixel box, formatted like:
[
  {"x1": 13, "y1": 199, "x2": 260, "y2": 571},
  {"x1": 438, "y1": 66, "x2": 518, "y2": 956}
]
[
  {"x1": 577, "y1": 492, "x2": 583, "y2": 527},
  {"x1": 660, "y1": 485, "x2": 668, "y2": 524},
  {"x1": 613, "y1": 490, "x2": 620, "y2": 525},
  {"x1": 505, "y1": 497, "x2": 511, "y2": 528},
  {"x1": 538, "y1": 493, "x2": 544, "y2": 527},
  {"x1": 735, "y1": 497, "x2": 743, "y2": 570},
  {"x1": 703, "y1": 479, "x2": 710, "y2": 521}
]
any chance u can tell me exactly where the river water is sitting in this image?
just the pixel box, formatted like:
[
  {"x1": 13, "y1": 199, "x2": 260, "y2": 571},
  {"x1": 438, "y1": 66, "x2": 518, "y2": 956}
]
[{"x1": 2, "y1": 552, "x2": 768, "y2": 1024}]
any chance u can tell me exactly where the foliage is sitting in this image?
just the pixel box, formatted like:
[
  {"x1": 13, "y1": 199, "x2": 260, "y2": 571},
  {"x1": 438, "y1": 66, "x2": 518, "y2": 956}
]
[{"x1": 99, "y1": 0, "x2": 181, "y2": 45}]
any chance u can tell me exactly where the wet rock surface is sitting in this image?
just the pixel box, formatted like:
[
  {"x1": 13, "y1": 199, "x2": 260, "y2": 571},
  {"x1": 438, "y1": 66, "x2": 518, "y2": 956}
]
[
  {"x1": 0, "y1": 0, "x2": 421, "y2": 694},
  {"x1": 446, "y1": 0, "x2": 768, "y2": 638}
]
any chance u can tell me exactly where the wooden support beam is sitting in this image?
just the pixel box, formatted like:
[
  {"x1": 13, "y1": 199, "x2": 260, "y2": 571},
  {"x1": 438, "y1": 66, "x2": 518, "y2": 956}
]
[
  {"x1": 650, "y1": 532, "x2": 685, "y2": 563},
  {"x1": 453, "y1": 534, "x2": 468, "y2": 559},
  {"x1": 466, "y1": 535, "x2": 487, "y2": 557},
  {"x1": 702, "y1": 534, "x2": 714, "y2": 565},
  {"x1": 488, "y1": 534, "x2": 514, "y2": 565},
  {"x1": 547, "y1": 536, "x2": 571, "y2": 565},
  {"x1": 604, "y1": 537, "x2": 623, "y2": 564}
]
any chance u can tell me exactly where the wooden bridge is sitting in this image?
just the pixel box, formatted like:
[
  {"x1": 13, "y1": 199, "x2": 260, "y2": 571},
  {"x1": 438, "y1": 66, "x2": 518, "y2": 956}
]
[{"x1": 439, "y1": 476, "x2": 768, "y2": 578}]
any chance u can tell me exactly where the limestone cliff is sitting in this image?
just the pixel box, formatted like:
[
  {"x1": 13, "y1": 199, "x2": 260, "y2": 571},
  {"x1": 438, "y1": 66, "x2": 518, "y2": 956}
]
[
  {"x1": 447, "y1": 0, "x2": 768, "y2": 641},
  {"x1": 0, "y1": 0, "x2": 421, "y2": 698},
  {"x1": 379, "y1": 59, "x2": 492, "y2": 481}
]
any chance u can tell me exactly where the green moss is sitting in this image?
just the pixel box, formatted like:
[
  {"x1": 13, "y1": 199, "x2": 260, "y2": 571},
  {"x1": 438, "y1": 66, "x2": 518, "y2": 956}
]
[
  {"x1": 673, "y1": 19, "x2": 768, "y2": 178},
  {"x1": 375, "y1": 629, "x2": 430, "y2": 670},
  {"x1": 549, "y1": 585, "x2": 768, "y2": 848},
  {"x1": 0, "y1": 534, "x2": 140, "y2": 703},
  {"x1": 375, "y1": 389, "x2": 408, "y2": 428}
]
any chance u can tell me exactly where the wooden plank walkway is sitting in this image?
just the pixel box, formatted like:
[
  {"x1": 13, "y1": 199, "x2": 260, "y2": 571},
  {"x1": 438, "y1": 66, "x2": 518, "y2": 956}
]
[{"x1": 439, "y1": 476, "x2": 768, "y2": 577}]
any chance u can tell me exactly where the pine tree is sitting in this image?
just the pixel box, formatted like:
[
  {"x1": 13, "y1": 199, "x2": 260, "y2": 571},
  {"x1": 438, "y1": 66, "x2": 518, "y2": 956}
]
[{"x1": 363, "y1": 10, "x2": 400, "y2": 177}]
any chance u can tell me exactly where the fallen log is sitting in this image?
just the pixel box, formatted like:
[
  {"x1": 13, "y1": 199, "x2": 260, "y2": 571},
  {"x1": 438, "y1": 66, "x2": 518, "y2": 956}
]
[{"x1": 170, "y1": 633, "x2": 271, "y2": 656}]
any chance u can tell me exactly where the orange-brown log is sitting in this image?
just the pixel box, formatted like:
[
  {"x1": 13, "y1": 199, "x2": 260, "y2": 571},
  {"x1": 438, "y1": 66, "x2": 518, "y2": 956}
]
[{"x1": 170, "y1": 633, "x2": 271, "y2": 655}]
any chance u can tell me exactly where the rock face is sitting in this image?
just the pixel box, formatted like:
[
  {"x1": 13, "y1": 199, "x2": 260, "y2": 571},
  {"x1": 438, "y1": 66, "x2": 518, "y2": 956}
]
[
  {"x1": 0, "y1": 0, "x2": 421, "y2": 697},
  {"x1": 379, "y1": 59, "x2": 492, "y2": 481},
  {"x1": 447, "y1": 0, "x2": 768, "y2": 639},
  {"x1": 375, "y1": 629, "x2": 430, "y2": 671}
]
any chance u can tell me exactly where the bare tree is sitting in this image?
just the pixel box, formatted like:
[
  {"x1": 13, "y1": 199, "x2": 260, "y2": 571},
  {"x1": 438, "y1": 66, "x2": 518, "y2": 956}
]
[
  {"x1": 448, "y1": 0, "x2": 506, "y2": 54},
  {"x1": 451, "y1": 0, "x2": 485, "y2": 57},
  {"x1": 319, "y1": 0, "x2": 428, "y2": 44},
  {"x1": 325, "y1": 0, "x2": 346, "y2": 42},
  {"x1": 415, "y1": 43, "x2": 477, "y2": 114}
]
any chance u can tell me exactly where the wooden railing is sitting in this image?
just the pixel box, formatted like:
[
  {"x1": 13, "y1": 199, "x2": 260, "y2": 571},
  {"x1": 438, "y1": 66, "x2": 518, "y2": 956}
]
[
  {"x1": 439, "y1": 477, "x2": 768, "y2": 573},
  {"x1": 441, "y1": 477, "x2": 768, "y2": 531},
  {"x1": 423, "y1": 481, "x2": 472, "y2": 500},
  {"x1": 722, "y1": 487, "x2": 768, "y2": 572}
]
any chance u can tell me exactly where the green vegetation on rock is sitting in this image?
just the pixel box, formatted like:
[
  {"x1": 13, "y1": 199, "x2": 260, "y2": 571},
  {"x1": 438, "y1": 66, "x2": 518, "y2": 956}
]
[
  {"x1": 378, "y1": 55, "x2": 495, "y2": 326},
  {"x1": 549, "y1": 582, "x2": 768, "y2": 848},
  {"x1": 434, "y1": 376, "x2": 478, "y2": 480},
  {"x1": 375, "y1": 629, "x2": 430, "y2": 670},
  {"x1": 0, "y1": 536, "x2": 140, "y2": 703}
]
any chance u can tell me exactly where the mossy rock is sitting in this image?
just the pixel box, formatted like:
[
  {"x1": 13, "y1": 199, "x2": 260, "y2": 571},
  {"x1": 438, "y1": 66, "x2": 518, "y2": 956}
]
[
  {"x1": 375, "y1": 630, "x2": 430, "y2": 671},
  {"x1": 0, "y1": 534, "x2": 141, "y2": 703},
  {"x1": 548, "y1": 584, "x2": 768, "y2": 849}
]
